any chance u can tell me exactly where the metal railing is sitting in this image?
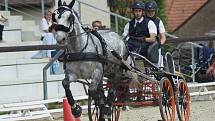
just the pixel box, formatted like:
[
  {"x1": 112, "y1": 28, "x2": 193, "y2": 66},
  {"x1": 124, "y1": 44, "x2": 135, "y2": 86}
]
[
  {"x1": 43, "y1": 50, "x2": 64, "y2": 102},
  {"x1": 165, "y1": 33, "x2": 203, "y2": 82},
  {"x1": 3, "y1": 0, "x2": 41, "y2": 13},
  {"x1": 0, "y1": 3, "x2": 37, "y2": 19}
]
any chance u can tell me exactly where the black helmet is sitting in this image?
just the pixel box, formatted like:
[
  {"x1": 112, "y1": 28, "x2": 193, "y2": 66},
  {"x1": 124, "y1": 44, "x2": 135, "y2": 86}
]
[
  {"x1": 145, "y1": 1, "x2": 157, "y2": 11},
  {"x1": 131, "y1": 1, "x2": 145, "y2": 10}
]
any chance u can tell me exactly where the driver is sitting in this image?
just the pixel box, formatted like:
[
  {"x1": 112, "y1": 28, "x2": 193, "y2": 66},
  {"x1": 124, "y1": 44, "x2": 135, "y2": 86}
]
[{"x1": 123, "y1": 1, "x2": 157, "y2": 57}]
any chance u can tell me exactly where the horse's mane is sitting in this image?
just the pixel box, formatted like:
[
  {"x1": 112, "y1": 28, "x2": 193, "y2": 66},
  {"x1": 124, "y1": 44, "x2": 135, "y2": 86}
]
[{"x1": 73, "y1": 9, "x2": 81, "y2": 23}]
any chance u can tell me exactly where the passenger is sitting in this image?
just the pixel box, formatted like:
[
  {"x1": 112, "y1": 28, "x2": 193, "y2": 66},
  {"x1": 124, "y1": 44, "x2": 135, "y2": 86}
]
[
  {"x1": 145, "y1": 0, "x2": 166, "y2": 67},
  {"x1": 43, "y1": 24, "x2": 63, "y2": 75},
  {"x1": 123, "y1": 1, "x2": 157, "y2": 57}
]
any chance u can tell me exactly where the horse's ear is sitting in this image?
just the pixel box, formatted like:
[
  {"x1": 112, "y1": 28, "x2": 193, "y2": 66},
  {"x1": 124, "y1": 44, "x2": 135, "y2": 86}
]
[
  {"x1": 58, "y1": 0, "x2": 62, "y2": 7},
  {"x1": 63, "y1": 1, "x2": 67, "y2": 6},
  {"x1": 68, "y1": 0, "x2": 75, "y2": 8}
]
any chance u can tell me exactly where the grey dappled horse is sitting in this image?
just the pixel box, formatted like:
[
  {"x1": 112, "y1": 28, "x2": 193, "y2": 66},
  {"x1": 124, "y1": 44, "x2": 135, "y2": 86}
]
[{"x1": 53, "y1": 0, "x2": 138, "y2": 118}]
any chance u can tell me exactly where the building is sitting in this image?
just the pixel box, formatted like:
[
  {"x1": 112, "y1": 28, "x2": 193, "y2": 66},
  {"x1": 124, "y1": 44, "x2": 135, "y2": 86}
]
[{"x1": 166, "y1": 0, "x2": 215, "y2": 38}]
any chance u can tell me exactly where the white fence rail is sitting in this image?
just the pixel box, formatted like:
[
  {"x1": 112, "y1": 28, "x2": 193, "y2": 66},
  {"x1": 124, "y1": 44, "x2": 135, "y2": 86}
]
[
  {"x1": 0, "y1": 96, "x2": 88, "y2": 121},
  {"x1": 188, "y1": 82, "x2": 215, "y2": 100}
]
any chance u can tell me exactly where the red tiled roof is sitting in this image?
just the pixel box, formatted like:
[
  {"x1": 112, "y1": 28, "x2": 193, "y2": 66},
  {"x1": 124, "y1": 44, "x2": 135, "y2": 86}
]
[{"x1": 166, "y1": 0, "x2": 208, "y2": 31}]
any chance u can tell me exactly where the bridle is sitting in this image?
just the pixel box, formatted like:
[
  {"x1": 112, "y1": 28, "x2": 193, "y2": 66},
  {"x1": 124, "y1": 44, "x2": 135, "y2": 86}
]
[{"x1": 52, "y1": 6, "x2": 75, "y2": 33}]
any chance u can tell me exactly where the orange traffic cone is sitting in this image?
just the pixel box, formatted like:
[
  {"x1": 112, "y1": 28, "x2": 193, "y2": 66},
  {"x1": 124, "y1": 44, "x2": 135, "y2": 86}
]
[{"x1": 63, "y1": 98, "x2": 81, "y2": 121}]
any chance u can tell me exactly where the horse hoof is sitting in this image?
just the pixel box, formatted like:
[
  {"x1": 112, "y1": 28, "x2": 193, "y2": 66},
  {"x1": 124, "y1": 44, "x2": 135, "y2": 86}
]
[{"x1": 72, "y1": 105, "x2": 82, "y2": 118}]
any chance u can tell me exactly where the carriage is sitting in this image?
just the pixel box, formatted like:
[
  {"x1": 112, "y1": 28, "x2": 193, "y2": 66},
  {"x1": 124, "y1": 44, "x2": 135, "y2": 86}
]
[
  {"x1": 53, "y1": 1, "x2": 190, "y2": 121},
  {"x1": 84, "y1": 51, "x2": 191, "y2": 121}
]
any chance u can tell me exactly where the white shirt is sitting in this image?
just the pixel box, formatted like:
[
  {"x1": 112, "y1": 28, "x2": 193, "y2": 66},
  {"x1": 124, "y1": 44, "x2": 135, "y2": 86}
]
[
  {"x1": 42, "y1": 33, "x2": 57, "y2": 57},
  {"x1": 159, "y1": 20, "x2": 165, "y2": 34},
  {"x1": 39, "y1": 18, "x2": 52, "y2": 37},
  {"x1": 123, "y1": 17, "x2": 157, "y2": 38},
  {"x1": 43, "y1": 33, "x2": 57, "y2": 57}
]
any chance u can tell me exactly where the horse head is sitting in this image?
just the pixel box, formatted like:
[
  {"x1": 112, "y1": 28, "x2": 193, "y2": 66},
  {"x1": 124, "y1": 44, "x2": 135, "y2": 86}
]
[{"x1": 52, "y1": 0, "x2": 76, "y2": 44}]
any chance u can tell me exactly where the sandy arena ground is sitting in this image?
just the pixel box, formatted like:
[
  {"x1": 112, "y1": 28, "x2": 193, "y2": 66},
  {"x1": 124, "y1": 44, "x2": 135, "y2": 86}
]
[{"x1": 34, "y1": 100, "x2": 215, "y2": 121}]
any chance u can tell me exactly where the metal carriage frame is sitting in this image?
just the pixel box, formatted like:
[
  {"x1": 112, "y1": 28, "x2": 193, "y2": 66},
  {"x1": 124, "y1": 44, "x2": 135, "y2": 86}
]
[{"x1": 74, "y1": 51, "x2": 191, "y2": 121}]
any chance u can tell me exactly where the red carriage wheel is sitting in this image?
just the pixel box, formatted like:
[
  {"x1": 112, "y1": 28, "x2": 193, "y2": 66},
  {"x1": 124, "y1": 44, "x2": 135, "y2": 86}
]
[
  {"x1": 159, "y1": 77, "x2": 175, "y2": 121},
  {"x1": 176, "y1": 79, "x2": 190, "y2": 121}
]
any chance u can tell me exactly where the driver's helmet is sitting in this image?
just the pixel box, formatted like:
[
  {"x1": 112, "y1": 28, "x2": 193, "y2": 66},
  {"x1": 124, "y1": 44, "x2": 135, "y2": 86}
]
[
  {"x1": 145, "y1": 1, "x2": 157, "y2": 11},
  {"x1": 131, "y1": 1, "x2": 145, "y2": 10}
]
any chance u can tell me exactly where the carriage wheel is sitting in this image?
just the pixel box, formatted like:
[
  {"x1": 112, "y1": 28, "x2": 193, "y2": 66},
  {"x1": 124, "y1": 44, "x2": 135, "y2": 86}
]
[
  {"x1": 111, "y1": 106, "x2": 120, "y2": 121},
  {"x1": 88, "y1": 96, "x2": 102, "y2": 121},
  {"x1": 88, "y1": 92, "x2": 120, "y2": 121},
  {"x1": 159, "y1": 77, "x2": 175, "y2": 121},
  {"x1": 176, "y1": 79, "x2": 190, "y2": 121}
]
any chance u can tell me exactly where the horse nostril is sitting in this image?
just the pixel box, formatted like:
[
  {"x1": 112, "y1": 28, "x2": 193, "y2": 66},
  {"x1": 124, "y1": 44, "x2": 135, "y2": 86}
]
[{"x1": 63, "y1": 38, "x2": 66, "y2": 41}]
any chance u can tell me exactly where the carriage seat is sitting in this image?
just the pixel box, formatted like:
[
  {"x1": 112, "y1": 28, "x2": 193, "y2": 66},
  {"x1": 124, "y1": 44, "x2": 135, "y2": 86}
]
[
  {"x1": 165, "y1": 52, "x2": 175, "y2": 74},
  {"x1": 147, "y1": 41, "x2": 160, "y2": 63}
]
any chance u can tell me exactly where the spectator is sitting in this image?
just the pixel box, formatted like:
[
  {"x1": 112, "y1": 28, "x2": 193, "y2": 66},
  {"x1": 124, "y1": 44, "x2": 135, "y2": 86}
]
[
  {"x1": 43, "y1": 24, "x2": 62, "y2": 75},
  {"x1": 42, "y1": 24, "x2": 57, "y2": 58},
  {"x1": 0, "y1": 14, "x2": 8, "y2": 42},
  {"x1": 39, "y1": 9, "x2": 52, "y2": 41},
  {"x1": 32, "y1": 24, "x2": 62, "y2": 74},
  {"x1": 32, "y1": 9, "x2": 52, "y2": 58}
]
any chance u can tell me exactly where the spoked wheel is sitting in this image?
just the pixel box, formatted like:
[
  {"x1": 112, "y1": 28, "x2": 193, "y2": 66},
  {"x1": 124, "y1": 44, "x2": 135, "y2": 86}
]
[
  {"x1": 111, "y1": 106, "x2": 120, "y2": 121},
  {"x1": 159, "y1": 77, "x2": 175, "y2": 121},
  {"x1": 176, "y1": 79, "x2": 190, "y2": 121},
  {"x1": 88, "y1": 90, "x2": 120, "y2": 121},
  {"x1": 88, "y1": 96, "x2": 103, "y2": 121}
]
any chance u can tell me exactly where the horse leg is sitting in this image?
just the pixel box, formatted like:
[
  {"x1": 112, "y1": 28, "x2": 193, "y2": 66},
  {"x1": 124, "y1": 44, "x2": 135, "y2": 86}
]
[
  {"x1": 103, "y1": 71, "x2": 122, "y2": 119},
  {"x1": 88, "y1": 67, "x2": 105, "y2": 101},
  {"x1": 88, "y1": 68, "x2": 107, "y2": 120},
  {"x1": 62, "y1": 74, "x2": 82, "y2": 118}
]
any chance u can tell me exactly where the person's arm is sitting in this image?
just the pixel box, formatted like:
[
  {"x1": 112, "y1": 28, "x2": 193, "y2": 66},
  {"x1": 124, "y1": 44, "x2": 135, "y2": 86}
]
[
  {"x1": 145, "y1": 20, "x2": 157, "y2": 43},
  {"x1": 122, "y1": 22, "x2": 129, "y2": 40},
  {"x1": 159, "y1": 20, "x2": 166, "y2": 45},
  {"x1": 0, "y1": 15, "x2": 7, "y2": 22},
  {"x1": 40, "y1": 18, "x2": 49, "y2": 33}
]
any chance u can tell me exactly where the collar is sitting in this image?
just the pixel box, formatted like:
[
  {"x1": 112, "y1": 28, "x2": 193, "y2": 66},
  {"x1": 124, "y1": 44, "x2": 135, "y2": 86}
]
[{"x1": 135, "y1": 17, "x2": 144, "y2": 24}]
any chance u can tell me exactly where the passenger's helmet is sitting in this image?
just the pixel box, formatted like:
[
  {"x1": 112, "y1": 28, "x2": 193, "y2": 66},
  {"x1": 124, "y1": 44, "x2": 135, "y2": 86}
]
[
  {"x1": 131, "y1": 1, "x2": 145, "y2": 10},
  {"x1": 145, "y1": 1, "x2": 157, "y2": 11}
]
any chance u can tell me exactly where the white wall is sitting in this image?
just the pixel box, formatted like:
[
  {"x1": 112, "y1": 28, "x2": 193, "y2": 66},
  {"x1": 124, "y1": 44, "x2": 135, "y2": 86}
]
[{"x1": 53, "y1": 0, "x2": 111, "y2": 27}]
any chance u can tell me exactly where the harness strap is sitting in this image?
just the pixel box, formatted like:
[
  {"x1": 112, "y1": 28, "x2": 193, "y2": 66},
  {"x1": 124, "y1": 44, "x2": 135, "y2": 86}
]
[
  {"x1": 90, "y1": 30, "x2": 108, "y2": 57},
  {"x1": 64, "y1": 52, "x2": 105, "y2": 63}
]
